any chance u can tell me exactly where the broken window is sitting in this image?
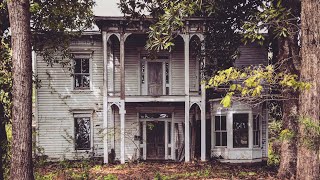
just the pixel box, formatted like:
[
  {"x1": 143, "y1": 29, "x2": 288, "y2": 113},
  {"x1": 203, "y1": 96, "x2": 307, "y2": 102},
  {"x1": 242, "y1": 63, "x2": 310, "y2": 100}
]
[
  {"x1": 233, "y1": 114, "x2": 249, "y2": 148},
  {"x1": 74, "y1": 58, "x2": 90, "y2": 89},
  {"x1": 74, "y1": 116, "x2": 91, "y2": 150},
  {"x1": 215, "y1": 115, "x2": 227, "y2": 146},
  {"x1": 253, "y1": 115, "x2": 260, "y2": 147}
]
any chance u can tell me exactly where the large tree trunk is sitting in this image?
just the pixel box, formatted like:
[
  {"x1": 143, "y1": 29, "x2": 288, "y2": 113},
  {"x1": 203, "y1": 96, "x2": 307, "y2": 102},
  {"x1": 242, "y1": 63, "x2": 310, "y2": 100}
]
[
  {"x1": 276, "y1": 1, "x2": 301, "y2": 178},
  {"x1": 277, "y1": 37, "x2": 300, "y2": 179},
  {"x1": 296, "y1": 0, "x2": 320, "y2": 179},
  {"x1": 7, "y1": 0, "x2": 34, "y2": 179}
]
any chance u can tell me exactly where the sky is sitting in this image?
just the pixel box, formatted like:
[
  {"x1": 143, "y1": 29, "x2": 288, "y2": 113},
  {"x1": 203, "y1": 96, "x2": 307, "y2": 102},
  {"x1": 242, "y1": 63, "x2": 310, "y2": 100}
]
[{"x1": 93, "y1": 0, "x2": 122, "y2": 16}]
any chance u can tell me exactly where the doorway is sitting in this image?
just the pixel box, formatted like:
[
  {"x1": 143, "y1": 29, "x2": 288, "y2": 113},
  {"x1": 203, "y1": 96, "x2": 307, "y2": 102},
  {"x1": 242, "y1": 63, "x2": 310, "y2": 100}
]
[{"x1": 146, "y1": 121, "x2": 165, "y2": 159}]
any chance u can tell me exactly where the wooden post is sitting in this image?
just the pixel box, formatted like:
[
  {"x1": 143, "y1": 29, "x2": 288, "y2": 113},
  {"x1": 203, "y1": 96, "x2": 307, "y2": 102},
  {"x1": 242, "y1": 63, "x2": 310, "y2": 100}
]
[
  {"x1": 200, "y1": 35, "x2": 206, "y2": 161},
  {"x1": 165, "y1": 121, "x2": 168, "y2": 159},
  {"x1": 184, "y1": 33, "x2": 190, "y2": 162},
  {"x1": 102, "y1": 31, "x2": 109, "y2": 164},
  {"x1": 120, "y1": 100, "x2": 126, "y2": 164},
  {"x1": 120, "y1": 33, "x2": 125, "y2": 100},
  {"x1": 171, "y1": 113, "x2": 175, "y2": 160}
]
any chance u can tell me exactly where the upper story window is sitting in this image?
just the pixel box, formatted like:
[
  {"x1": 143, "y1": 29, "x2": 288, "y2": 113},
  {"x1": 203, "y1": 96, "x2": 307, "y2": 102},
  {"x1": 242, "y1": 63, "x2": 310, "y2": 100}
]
[
  {"x1": 74, "y1": 114, "x2": 91, "y2": 150},
  {"x1": 215, "y1": 115, "x2": 227, "y2": 146},
  {"x1": 253, "y1": 115, "x2": 260, "y2": 147},
  {"x1": 74, "y1": 58, "x2": 90, "y2": 90},
  {"x1": 233, "y1": 113, "x2": 249, "y2": 148}
]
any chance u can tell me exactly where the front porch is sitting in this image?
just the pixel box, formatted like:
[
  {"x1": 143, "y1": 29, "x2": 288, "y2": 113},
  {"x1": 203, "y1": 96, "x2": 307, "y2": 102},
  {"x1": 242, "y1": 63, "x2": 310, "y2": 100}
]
[{"x1": 104, "y1": 102, "x2": 208, "y2": 164}]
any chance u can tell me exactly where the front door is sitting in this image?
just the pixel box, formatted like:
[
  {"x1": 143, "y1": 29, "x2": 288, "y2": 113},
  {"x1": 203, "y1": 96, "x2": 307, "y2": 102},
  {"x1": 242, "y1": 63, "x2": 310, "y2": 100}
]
[
  {"x1": 148, "y1": 62, "x2": 163, "y2": 95},
  {"x1": 146, "y1": 121, "x2": 165, "y2": 159}
]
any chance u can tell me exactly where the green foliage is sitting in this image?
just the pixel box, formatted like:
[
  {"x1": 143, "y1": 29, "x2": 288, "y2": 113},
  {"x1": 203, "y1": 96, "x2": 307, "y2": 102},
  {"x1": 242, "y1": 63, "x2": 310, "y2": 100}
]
[
  {"x1": 30, "y1": 0, "x2": 95, "y2": 66},
  {"x1": 279, "y1": 129, "x2": 295, "y2": 141},
  {"x1": 243, "y1": 0, "x2": 299, "y2": 45},
  {"x1": 299, "y1": 117, "x2": 320, "y2": 149},
  {"x1": 268, "y1": 142, "x2": 281, "y2": 166},
  {"x1": 34, "y1": 171, "x2": 58, "y2": 180},
  {"x1": 207, "y1": 65, "x2": 311, "y2": 107},
  {"x1": 100, "y1": 174, "x2": 118, "y2": 180}
]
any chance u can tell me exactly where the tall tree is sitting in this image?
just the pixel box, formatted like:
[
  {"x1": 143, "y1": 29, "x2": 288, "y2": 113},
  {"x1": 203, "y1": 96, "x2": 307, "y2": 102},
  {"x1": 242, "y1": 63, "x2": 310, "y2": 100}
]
[
  {"x1": 1, "y1": 0, "x2": 95, "y2": 178},
  {"x1": 7, "y1": 0, "x2": 33, "y2": 178},
  {"x1": 297, "y1": 0, "x2": 320, "y2": 179}
]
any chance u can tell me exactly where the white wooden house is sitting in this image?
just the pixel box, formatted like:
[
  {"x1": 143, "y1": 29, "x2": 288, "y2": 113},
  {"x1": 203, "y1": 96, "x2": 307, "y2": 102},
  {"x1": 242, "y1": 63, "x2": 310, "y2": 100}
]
[{"x1": 34, "y1": 16, "x2": 268, "y2": 164}]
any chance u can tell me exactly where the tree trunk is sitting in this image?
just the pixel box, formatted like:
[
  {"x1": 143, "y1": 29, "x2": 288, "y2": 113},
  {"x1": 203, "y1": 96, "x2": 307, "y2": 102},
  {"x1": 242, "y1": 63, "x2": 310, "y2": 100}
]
[
  {"x1": 277, "y1": 37, "x2": 300, "y2": 179},
  {"x1": 7, "y1": 0, "x2": 34, "y2": 179},
  {"x1": 296, "y1": 1, "x2": 320, "y2": 179}
]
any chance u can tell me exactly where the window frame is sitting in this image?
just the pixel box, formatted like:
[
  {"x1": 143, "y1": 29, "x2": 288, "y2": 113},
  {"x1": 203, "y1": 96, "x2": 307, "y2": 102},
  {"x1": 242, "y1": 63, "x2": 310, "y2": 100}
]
[
  {"x1": 253, "y1": 114, "x2": 261, "y2": 147},
  {"x1": 72, "y1": 56, "x2": 92, "y2": 91},
  {"x1": 214, "y1": 115, "x2": 227, "y2": 147},
  {"x1": 73, "y1": 113, "x2": 93, "y2": 151}
]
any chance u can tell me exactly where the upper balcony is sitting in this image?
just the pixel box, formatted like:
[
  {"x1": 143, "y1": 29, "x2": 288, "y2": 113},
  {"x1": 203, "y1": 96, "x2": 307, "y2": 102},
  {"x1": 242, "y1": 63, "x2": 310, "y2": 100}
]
[{"x1": 104, "y1": 33, "x2": 204, "y2": 103}]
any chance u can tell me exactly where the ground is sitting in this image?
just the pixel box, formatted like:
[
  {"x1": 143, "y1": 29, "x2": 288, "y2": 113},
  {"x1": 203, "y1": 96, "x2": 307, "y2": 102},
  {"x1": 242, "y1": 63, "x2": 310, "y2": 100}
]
[{"x1": 34, "y1": 160, "x2": 278, "y2": 180}]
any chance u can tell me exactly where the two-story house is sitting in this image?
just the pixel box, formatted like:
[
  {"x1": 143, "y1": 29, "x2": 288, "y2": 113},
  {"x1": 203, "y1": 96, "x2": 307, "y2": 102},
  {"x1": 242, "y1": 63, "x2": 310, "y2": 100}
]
[{"x1": 34, "y1": 16, "x2": 268, "y2": 164}]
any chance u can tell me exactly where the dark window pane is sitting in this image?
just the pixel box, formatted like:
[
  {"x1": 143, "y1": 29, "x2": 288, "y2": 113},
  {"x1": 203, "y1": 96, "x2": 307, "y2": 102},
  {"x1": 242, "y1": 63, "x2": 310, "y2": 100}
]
[
  {"x1": 140, "y1": 148, "x2": 143, "y2": 157},
  {"x1": 233, "y1": 113, "x2": 249, "y2": 148},
  {"x1": 215, "y1": 116, "x2": 221, "y2": 131},
  {"x1": 166, "y1": 87, "x2": 169, "y2": 95},
  {"x1": 75, "y1": 117, "x2": 91, "y2": 150},
  {"x1": 166, "y1": 62, "x2": 169, "y2": 84},
  {"x1": 221, "y1": 116, "x2": 226, "y2": 130},
  {"x1": 82, "y1": 75, "x2": 90, "y2": 88},
  {"x1": 81, "y1": 59, "x2": 89, "y2": 73},
  {"x1": 168, "y1": 122, "x2": 171, "y2": 144},
  {"x1": 215, "y1": 132, "x2": 221, "y2": 146},
  {"x1": 74, "y1": 59, "x2": 81, "y2": 73},
  {"x1": 74, "y1": 75, "x2": 82, "y2": 88},
  {"x1": 168, "y1": 147, "x2": 171, "y2": 156},
  {"x1": 141, "y1": 62, "x2": 145, "y2": 84},
  {"x1": 222, "y1": 132, "x2": 227, "y2": 146},
  {"x1": 139, "y1": 122, "x2": 143, "y2": 144}
]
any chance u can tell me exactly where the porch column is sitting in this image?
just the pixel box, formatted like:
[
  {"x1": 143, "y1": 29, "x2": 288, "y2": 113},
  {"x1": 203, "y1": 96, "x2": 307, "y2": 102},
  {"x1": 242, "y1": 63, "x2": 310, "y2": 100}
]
[
  {"x1": 102, "y1": 31, "x2": 109, "y2": 164},
  {"x1": 120, "y1": 100, "x2": 126, "y2": 164},
  {"x1": 183, "y1": 33, "x2": 190, "y2": 162},
  {"x1": 200, "y1": 35, "x2": 206, "y2": 161},
  {"x1": 120, "y1": 32, "x2": 126, "y2": 164}
]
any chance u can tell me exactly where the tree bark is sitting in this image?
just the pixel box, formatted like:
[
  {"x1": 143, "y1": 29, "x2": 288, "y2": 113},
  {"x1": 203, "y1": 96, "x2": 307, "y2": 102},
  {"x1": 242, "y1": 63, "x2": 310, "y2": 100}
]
[
  {"x1": 277, "y1": 37, "x2": 300, "y2": 179},
  {"x1": 7, "y1": 0, "x2": 34, "y2": 179},
  {"x1": 296, "y1": 0, "x2": 320, "y2": 179}
]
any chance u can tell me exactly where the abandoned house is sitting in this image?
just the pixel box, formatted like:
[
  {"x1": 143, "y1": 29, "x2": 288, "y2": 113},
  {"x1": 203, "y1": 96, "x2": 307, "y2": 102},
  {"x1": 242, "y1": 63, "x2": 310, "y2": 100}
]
[{"x1": 34, "y1": 16, "x2": 268, "y2": 164}]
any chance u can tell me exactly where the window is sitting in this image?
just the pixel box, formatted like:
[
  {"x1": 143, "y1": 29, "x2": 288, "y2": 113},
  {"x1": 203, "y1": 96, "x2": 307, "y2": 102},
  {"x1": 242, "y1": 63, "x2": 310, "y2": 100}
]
[
  {"x1": 215, "y1": 115, "x2": 227, "y2": 146},
  {"x1": 74, "y1": 58, "x2": 90, "y2": 90},
  {"x1": 233, "y1": 114, "x2": 249, "y2": 148},
  {"x1": 74, "y1": 115, "x2": 91, "y2": 150},
  {"x1": 253, "y1": 115, "x2": 260, "y2": 147}
]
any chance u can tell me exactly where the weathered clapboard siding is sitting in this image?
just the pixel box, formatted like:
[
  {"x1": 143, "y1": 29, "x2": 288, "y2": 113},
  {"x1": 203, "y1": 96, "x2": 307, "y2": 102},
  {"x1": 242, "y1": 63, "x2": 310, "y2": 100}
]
[
  {"x1": 235, "y1": 43, "x2": 268, "y2": 68},
  {"x1": 189, "y1": 40, "x2": 198, "y2": 92},
  {"x1": 171, "y1": 37, "x2": 185, "y2": 95},
  {"x1": 124, "y1": 37, "x2": 141, "y2": 95},
  {"x1": 36, "y1": 37, "x2": 104, "y2": 159},
  {"x1": 261, "y1": 108, "x2": 268, "y2": 157}
]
